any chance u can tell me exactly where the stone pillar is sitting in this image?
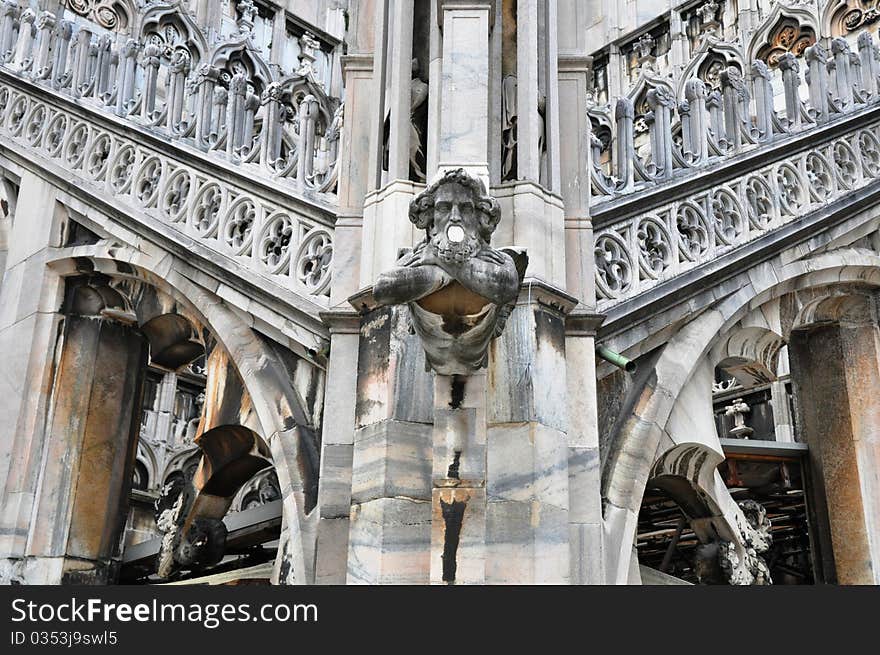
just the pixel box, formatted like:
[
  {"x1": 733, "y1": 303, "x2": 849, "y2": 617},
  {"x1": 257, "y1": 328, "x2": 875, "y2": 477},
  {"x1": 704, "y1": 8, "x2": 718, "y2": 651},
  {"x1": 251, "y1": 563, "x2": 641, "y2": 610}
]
[
  {"x1": 542, "y1": 0, "x2": 561, "y2": 193},
  {"x1": 516, "y1": 0, "x2": 540, "y2": 183},
  {"x1": 557, "y1": 0, "x2": 594, "y2": 306},
  {"x1": 430, "y1": 373, "x2": 488, "y2": 584},
  {"x1": 556, "y1": 7, "x2": 601, "y2": 583},
  {"x1": 565, "y1": 312, "x2": 604, "y2": 584},
  {"x1": 789, "y1": 310, "x2": 880, "y2": 584},
  {"x1": 345, "y1": 299, "x2": 434, "y2": 584},
  {"x1": 0, "y1": 173, "x2": 65, "y2": 575},
  {"x1": 426, "y1": 0, "x2": 443, "y2": 180},
  {"x1": 386, "y1": 0, "x2": 414, "y2": 180},
  {"x1": 26, "y1": 308, "x2": 147, "y2": 584},
  {"x1": 485, "y1": 281, "x2": 577, "y2": 583},
  {"x1": 437, "y1": 0, "x2": 493, "y2": 183},
  {"x1": 333, "y1": 52, "x2": 375, "y2": 306},
  {"x1": 314, "y1": 311, "x2": 360, "y2": 584},
  {"x1": 366, "y1": 0, "x2": 390, "y2": 193},
  {"x1": 358, "y1": 0, "x2": 422, "y2": 285}
]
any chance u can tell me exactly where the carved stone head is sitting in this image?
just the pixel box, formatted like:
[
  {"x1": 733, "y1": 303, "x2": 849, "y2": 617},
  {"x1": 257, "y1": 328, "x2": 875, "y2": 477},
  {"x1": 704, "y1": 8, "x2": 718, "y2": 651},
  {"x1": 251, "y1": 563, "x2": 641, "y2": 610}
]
[
  {"x1": 371, "y1": 168, "x2": 527, "y2": 376},
  {"x1": 409, "y1": 168, "x2": 501, "y2": 264}
]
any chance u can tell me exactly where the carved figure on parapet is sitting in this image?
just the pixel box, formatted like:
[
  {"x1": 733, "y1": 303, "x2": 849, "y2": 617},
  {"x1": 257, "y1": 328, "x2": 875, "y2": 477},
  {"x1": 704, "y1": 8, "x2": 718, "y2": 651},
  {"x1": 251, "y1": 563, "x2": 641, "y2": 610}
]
[
  {"x1": 693, "y1": 499, "x2": 773, "y2": 585},
  {"x1": 155, "y1": 475, "x2": 227, "y2": 579},
  {"x1": 373, "y1": 168, "x2": 528, "y2": 375}
]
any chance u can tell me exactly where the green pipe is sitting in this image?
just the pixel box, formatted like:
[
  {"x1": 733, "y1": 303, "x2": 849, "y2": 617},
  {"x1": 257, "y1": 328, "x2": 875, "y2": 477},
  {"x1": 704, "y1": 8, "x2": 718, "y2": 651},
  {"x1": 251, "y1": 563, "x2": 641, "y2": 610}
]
[{"x1": 596, "y1": 345, "x2": 636, "y2": 373}]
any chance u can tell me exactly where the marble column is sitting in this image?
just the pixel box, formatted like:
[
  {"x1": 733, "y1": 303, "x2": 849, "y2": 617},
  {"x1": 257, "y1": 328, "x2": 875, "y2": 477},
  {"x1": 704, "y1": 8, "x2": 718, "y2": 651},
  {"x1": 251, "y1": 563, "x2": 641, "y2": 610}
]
[
  {"x1": 557, "y1": 0, "x2": 595, "y2": 306},
  {"x1": 565, "y1": 313, "x2": 604, "y2": 584},
  {"x1": 426, "y1": 0, "x2": 443, "y2": 179},
  {"x1": 789, "y1": 312, "x2": 880, "y2": 584},
  {"x1": 314, "y1": 311, "x2": 360, "y2": 584},
  {"x1": 542, "y1": 0, "x2": 561, "y2": 193},
  {"x1": 437, "y1": 0, "x2": 493, "y2": 183},
  {"x1": 485, "y1": 281, "x2": 577, "y2": 583},
  {"x1": 516, "y1": 0, "x2": 540, "y2": 182},
  {"x1": 359, "y1": 0, "x2": 423, "y2": 285},
  {"x1": 27, "y1": 311, "x2": 148, "y2": 584},
  {"x1": 333, "y1": 52, "x2": 373, "y2": 306},
  {"x1": 366, "y1": 0, "x2": 390, "y2": 193},
  {"x1": 345, "y1": 296, "x2": 434, "y2": 584},
  {"x1": 770, "y1": 379, "x2": 795, "y2": 443},
  {"x1": 0, "y1": 173, "x2": 65, "y2": 573},
  {"x1": 386, "y1": 0, "x2": 414, "y2": 180}
]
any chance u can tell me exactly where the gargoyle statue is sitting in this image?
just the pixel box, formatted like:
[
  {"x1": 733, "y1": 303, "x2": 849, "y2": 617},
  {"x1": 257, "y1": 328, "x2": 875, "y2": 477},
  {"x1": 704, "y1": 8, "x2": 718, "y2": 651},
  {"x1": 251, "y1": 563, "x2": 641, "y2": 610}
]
[
  {"x1": 693, "y1": 499, "x2": 773, "y2": 585},
  {"x1": 373, "y1": 168, "x2": 528, "y2": 375},
  {"x1": 154, "y1": 477, "x2": 227, "y2": 579}
]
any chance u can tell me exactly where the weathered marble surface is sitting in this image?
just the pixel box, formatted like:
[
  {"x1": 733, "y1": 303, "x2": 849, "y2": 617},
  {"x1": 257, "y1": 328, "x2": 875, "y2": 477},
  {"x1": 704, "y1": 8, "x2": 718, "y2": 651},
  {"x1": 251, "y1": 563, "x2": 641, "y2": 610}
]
[
  {"x1": 438, "y1": 1, "x2": 492, "y2": 181},
  {"x1": 347, "y1": 497, "x2": 431, "y2": 584}
]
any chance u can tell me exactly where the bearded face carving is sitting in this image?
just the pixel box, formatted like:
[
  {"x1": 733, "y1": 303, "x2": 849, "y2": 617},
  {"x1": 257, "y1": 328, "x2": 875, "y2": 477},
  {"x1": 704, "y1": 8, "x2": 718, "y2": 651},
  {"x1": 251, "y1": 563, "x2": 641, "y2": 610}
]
[
  {"x1": 373, "y1": 169, "x2": 528, "y2": 375},
  {"x1": 429, "y1": 182, "x2": 484, "y2": 263}
]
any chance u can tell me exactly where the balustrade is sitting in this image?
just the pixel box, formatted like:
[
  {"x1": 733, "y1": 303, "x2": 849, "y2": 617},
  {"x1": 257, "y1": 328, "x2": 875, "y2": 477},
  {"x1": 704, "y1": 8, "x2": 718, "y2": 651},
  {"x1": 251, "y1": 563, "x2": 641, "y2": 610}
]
[
  {"x1": 0, "y1": 75, "x2": 335, "y2": 300},
  {"x1": 0, "y1": 3, "x2": 342, "y2": 199},
  {"x1": 594, "y1": 111, "x2": 880, "y2": 307},
  {"x1": 591, "y1": 29, "x2": 880, "y2": 205}
]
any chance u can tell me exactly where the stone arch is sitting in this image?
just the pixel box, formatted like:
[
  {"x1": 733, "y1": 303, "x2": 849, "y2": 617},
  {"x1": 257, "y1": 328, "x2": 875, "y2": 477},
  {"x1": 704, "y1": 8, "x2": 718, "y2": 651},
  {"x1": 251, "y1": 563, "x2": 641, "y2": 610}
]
[
  {"x1": 140, "y1": 313, "x2": 204, "y2": 371},
  {"x1": 648, "y1": 443, "x2": 725, "y2": 521},
  {"x1": 45, "y1": 247, "x2": 322, "y2": 583},
  {"x1": 134, "y1": 441, "x2": 157, "y2": 490},
  {"x1": 211, "y1": 40, "x2": 275, "y2": 95},
  {"x1": 64, "y1": 0, "x2": 136, "y2": 35},
  {"x1": 162, "y1": 447, "x2": 201, "y2": 486},
  {"x1": 626, "y1": 72, "x2": 676, "y2": 144},
  {"x1": 748, "y1": 4, "x2": 818, "y2": 66},
  {"x1": 821, "y1": 1, "x2": 880, "y2": 40},
  {"x1": 639, "y1": 441, "x2": 771, "y2": 584},
  {"x1": 677, "y1": 40, "x2": 744, "y2": 96},
  {"x1": 138, "y1": 3, "x2": 209, "y2": 66},
  {"x1": 792, "y1": 286, "x2": 878, "y2": 328},
  {"x1": 232, "y1": 468, "x2": 281, "y2": 511},
  {"x1": 710, "y1": 326, "x2": 785, "y2": 387},
  {"x1": 603, "y1": 248, "x2": 880, "y2": 582}
]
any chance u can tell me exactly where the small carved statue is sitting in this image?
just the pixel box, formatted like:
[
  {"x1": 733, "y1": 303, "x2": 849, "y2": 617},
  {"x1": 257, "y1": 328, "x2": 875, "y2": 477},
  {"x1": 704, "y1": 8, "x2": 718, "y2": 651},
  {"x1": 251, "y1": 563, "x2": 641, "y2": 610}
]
[
  {"x1": 501, "y1": 74, "x2": 517, "y2": 179},
  {"x1": 373, "y1": 168, "x2": 527, "y2": 375},
  {"x1": 410, "y1": 58, "x2": 429, "y2": 181},
  {"x1": 693, "y1": 499, "x2": 773, "y2": 585},
  {"x1": 381, "y1": 58, "x2": 429, "y2": 182},
  {"x1": 500, "y1": 74, "x2": 548, "y2": 184},
  {"x1": 155, "y1": 477, "x2": 227, "y2": 579}
]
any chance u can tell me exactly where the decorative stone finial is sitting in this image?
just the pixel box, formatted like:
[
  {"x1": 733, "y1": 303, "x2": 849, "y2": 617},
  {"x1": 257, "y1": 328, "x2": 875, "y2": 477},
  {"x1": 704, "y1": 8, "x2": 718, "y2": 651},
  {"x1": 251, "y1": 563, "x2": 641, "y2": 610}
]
[
  {"x1": 634, "y1": 33, "x2": 656, "y2": 71},
  {"x1": 373, "y1": 168, "x2": 528, "y2": 375},
  {"x1": 297, "y1": 32, "x2": 321, "y2": 77},
  {"x1": 724, "y1": 397, "x2": 753, "y2": 438},
  {"x1": 236, "y1": 0, "x2": 257, "y2": 35}
]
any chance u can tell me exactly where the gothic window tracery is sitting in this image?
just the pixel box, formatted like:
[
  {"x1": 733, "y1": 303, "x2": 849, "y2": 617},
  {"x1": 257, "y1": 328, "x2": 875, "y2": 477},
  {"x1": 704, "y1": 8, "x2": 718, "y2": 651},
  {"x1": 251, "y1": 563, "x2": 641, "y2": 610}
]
[
  {"x1": 142, "y1": 16, "x2": 203, "y2": 69},
  {"x1": 829, "y1": 1, "x2": 880, "y2": 36},
  {"x1": 698, "y1": 54, "x2": 739, "y2": 91},
  {"x1": 755, "y1": 17, "x2": 816, "y2": 67},
  {"x1": 62, "y1": 0, "x2": 132, "y2": 33}
]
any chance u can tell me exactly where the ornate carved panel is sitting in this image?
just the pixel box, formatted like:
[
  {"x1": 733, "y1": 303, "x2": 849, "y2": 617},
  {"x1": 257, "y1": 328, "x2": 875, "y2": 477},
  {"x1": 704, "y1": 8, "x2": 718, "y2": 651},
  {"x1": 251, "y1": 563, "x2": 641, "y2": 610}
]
[
  {"x1": 829, "y1": 1, "x2": 880, "y2": 36},
  {"x1": 62, "y1": 0, "x2": 131, "y2": 31},
  {"x1": 755, "y1": 17, "x2": 816, "y2": 67}
]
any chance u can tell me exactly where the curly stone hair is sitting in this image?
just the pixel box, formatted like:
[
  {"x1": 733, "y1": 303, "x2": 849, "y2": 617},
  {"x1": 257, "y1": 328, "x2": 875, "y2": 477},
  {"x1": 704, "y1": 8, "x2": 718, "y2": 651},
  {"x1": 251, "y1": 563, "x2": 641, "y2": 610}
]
[{"x1": 408, "y1": 168, "x2": 501, "y2": 243}]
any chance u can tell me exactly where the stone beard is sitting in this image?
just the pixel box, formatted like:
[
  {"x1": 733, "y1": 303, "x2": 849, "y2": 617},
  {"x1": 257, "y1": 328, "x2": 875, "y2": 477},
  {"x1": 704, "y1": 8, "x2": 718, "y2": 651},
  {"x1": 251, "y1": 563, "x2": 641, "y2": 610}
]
[
  {"x1": 373, "y1": 168, "x2": 527, "y2": 375},
  {"x1": 430, "y1": 221, "x2": 480, "y2": 264}
]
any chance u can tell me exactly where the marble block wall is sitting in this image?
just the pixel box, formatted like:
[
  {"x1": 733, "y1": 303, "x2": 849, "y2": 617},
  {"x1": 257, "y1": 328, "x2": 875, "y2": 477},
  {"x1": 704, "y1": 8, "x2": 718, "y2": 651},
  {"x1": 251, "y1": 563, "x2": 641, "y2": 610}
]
[
  {"x1": 346, "y1": 304, "x2": 434, "y2": 583},
  {"x1": 484, "y1": 285, "x2": 576, "y2": 583}
]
